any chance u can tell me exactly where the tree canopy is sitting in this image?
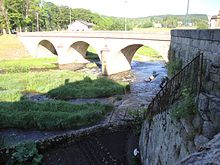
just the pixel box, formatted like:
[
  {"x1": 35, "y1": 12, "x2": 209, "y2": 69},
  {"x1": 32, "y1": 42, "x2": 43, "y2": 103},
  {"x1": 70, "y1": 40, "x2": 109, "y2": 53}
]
[{"x1": 0, "y1": 0, "x2": 209, "y2": 34}]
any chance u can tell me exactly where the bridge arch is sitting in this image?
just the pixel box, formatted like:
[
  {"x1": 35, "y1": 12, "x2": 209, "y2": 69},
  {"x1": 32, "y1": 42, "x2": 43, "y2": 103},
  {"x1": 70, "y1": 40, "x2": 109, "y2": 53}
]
[
  {"x1": 118, "y1": 44, "x2": 144, "y2": 64},
  {"x1": 37, "y1": 40, "x2": 57, "y2": 57},
  {"x1": 105, "y1": 44, "x2": 162, "y2": 75},
  {"x1": 66, "y1": 41, "x2": 100, "y2": 63}
]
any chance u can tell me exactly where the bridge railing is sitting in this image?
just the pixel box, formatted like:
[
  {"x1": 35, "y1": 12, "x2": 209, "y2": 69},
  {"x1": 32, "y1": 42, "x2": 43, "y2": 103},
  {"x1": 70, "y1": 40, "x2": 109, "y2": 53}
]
[{"x1": 145, "y1": 52, "x2": 203, "y2": 118}]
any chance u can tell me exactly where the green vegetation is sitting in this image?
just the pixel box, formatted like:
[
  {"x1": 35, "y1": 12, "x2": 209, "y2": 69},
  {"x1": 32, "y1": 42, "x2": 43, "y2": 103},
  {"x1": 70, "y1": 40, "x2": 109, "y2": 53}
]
[
  {"x1": 6, "y1": 141, "x2": 43, "y2": 165},
  {"x1": 133, "y1": 46, "x2": 162, "y2": 61},
  {"x1": 48, "y1": 76, "x2": 129, "y2": 100},
  {"x1": 0, "y1": 0, "x2": 208, "y2": 34},
  {"x1": 0, "y1": 101, "x2": 112, "y2": 130},
  {"x1": 0, "y1": 70, "x2": 129, "y2": 101},
  {"x1": 0, "y1": 57, "x2": 57, "y2": 73},
  {"x1": 166, "y1": 59, "x2": 182, "y2": 76},
  {"x1": 136, "y1": 46, "x2": 161, "y2": 58},
  {"x1": 171, "y1": 88, "x2": 197, "y2": 120},
  {"x1": 85, "y1": 46, "x2": 99, "y2": 60},
  {"x1": 0, "y1": 35, "x2": 30, "y2": 59},
  {"x1": 0, "y1": 44, "x2": 128, "y2": 130}
]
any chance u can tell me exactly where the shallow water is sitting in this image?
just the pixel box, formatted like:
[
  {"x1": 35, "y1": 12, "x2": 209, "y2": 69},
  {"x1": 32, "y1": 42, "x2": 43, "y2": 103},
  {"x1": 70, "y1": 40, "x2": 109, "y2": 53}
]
[{"x1": 0, "y1": 60, "x2": 167, "y2": 146}]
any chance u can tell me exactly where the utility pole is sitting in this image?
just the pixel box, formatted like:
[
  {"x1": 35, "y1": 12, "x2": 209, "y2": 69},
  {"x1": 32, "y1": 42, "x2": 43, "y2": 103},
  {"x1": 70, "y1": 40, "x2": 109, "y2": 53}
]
[
  {"x1": 69, "y1": 8, "x2": 72, "y2": 24},
  {"x1": 36, "y1": 12, "x2": 39, "y2": 31},
  {"x1": 124, "y1": 0, "x2": 127, "y2": 31},
  {"x1": 185, "y1": 0, "x2": 190, "y2": 26}
]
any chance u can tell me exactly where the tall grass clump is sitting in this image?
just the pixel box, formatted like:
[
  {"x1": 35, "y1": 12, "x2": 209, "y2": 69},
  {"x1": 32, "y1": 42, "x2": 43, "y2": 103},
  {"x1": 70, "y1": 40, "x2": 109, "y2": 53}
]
[
  {"x1": 0, "y1": 100, "x2": 113, "y2": 130},
  {"x1": 47, "y1": 76, "x2": 130, "y2": 100}
]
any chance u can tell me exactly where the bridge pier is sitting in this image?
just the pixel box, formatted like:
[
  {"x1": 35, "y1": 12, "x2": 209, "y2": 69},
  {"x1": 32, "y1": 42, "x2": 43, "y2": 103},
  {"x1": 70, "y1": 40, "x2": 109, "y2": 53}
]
[{"x1": 100, "y1": 47, "x2": 109, "y2": 75}]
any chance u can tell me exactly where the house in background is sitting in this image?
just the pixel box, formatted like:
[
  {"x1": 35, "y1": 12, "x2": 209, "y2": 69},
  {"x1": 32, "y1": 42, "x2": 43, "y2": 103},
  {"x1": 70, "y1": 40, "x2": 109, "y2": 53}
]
[
  {"x1": 210, "y1": 10, "x2": 220, "y2": 29},
  {"x1": 68, "y1": 20, "x2": 94, "y2": 32},
  {"x1": 153, "y1": 22, "x2": 162, "y2": 28}
]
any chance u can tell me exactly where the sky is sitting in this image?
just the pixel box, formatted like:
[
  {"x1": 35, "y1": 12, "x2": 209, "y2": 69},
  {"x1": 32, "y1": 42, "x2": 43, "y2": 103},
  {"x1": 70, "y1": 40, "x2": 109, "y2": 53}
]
[{"x1": 44, "y1": 0, "x2": 220, "y2": 18}]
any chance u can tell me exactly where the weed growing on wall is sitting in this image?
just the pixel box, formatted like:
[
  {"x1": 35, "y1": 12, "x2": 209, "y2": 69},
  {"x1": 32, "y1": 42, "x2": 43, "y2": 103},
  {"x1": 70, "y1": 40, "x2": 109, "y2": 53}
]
[
  {"x1": 171, "y1": 87, "x2": 197, "y2": 120},
  {"x1": 166, "y1": 58, "x2": 182, "y2": 76}
]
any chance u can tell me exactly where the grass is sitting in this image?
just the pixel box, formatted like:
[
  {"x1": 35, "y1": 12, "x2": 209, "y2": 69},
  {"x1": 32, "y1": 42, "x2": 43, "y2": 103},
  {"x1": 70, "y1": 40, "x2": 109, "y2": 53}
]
[
  {"x1": 133, "y1": 46, "x2": 163, "y2": 61},
  {"x1": 166, "y1": 58, "x2": 182, "y2": 76},
  {"x1": 47, "y1": 76, "x2": 129, "y2": 99},
  {"x1": 0, "y1": 34, "x2": 129, "y2": 131},
  {"x1": 0, "y1": 35, "x2": 30, "y2": 59},
  {"x1": 85, "y1": 46, "x2": 99, "y2": 60},
  {"x1": 136, "y1": 46, "x2": 161, "y2": 58},
  {"x1": 0, "y1": 57, "x2": 58, "y2": 73},
  {"x1": 0, "y1": 70, "x2": 129, "y2": 101},
  {"x1": 171, "y1": 88, "x2": 197, "y2": 120},
  {"x1": 0, "y1": 100, "x2": 112, "y2": 130}
]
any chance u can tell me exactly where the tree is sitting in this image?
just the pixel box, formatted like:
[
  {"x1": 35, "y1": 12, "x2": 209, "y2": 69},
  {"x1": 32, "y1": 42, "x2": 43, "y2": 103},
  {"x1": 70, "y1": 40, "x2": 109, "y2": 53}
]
[
  {"x1": 162, "y1": 16, "x2": 178, "y2": 28},
  {"x1": 0, "y1": 0, "x2": 11, "y2": 34}
]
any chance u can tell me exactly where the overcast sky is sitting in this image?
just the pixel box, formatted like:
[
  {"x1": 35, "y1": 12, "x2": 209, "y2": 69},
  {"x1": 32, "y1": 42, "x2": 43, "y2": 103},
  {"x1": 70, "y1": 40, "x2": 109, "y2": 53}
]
[{"x1": 44, "y1": 0, "x2": 220, "y2": 18}]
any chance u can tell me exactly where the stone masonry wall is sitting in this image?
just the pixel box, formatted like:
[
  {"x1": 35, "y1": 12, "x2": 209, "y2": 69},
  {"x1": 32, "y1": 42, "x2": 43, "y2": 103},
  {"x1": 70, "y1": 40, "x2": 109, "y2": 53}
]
[{"x1": 139, "y1": 30, "x2": 220, "y2": 165}]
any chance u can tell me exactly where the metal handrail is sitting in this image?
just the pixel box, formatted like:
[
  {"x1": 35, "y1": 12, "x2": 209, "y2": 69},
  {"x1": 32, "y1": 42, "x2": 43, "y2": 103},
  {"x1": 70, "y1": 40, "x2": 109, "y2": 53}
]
[{"x1": 145, "y1": 52, "x2": 203, "y2": 118}]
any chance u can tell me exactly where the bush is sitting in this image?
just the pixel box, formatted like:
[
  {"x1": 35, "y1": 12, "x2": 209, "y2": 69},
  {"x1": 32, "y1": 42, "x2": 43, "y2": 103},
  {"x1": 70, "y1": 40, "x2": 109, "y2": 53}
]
[{"x1": 7, "y1": 141, "x2": 43, "y2": 165}]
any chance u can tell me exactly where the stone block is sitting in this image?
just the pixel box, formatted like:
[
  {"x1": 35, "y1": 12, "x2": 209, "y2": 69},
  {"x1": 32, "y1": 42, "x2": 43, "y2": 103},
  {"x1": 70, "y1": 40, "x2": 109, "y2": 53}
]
[
  {"x1": 213, "y1": 29, "x2": 220, "y2": 42},
  {"x1": 210, "y1": 111, "x2": 220, "y2": 130},
  {"x1": 213, "y1": 54, "x2": 220, "y2": 66},
  {"x1": 203, "y1": 81, "x2": 214, "y2": 92},
  {"x1": 192, "y1": 40, "x2": 199, "y2": 48},
  {"x1": 202, "y1": 41, "x2": 211, "y2": 52},
  {"x1": 180, "y1": 118, "x2": 194, "y2": 135},
  {"x1": 171, "y1": 30, "x2": 178, "y2": 37},
  {"x1": 198, "y1": 93, "x2": 209, "y2": 111},
  {"x1": 217, "y1": 44, "x2": 220, "y2": 54},
  {"x1": 190, "y1": 30, "x2": 200, "y2": 40},
  {"x1": 213, "y1": 89, "x2": 220, "y2": 97},
  {"x1": 202, "y1": 121, "x2": 217, "y2": 139},
  {"x1": 210, "y1": 41, "x2": 219, "y2": 54},
  {"x1": 194, "y1": 134, "x2": 209, "y2": 150},
  {"x1": 208, "y1": 96, "x2": 220, "y2": 116},
  {"x1": 199, "y1": 30, "x2": 212, "y2": 40},
  {"x1": 192, "y1": 114, "x2": 203, "y2": 131},
  {"x1": 198, "y1": 40, "x2": 207, "y2": 51},
  {"x1": 210, "y1": 73, "x2": 220, "y2": 83},
  {"x1": 209, "y1": 65, "x2": 218, "y2": 74}
]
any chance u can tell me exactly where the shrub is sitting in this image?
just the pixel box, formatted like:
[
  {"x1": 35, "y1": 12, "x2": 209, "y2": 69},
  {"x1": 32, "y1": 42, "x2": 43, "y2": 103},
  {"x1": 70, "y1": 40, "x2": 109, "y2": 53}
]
[{"x1": 7, "y1": 141, "x2": 43, "y2": 165}]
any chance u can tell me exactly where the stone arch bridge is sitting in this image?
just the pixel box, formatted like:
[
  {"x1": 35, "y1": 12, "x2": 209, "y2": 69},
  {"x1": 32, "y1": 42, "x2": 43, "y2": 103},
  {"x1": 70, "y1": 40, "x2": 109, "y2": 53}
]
[{"x1": 17, "y1": 31, "x2": 170, "y2": 75}]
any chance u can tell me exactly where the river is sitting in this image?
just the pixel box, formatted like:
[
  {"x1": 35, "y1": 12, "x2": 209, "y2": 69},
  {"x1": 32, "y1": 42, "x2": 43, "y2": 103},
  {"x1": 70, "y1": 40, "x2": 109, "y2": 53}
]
[{"x1": 0, "y1": 60, "x2": 167, "y2": 147}]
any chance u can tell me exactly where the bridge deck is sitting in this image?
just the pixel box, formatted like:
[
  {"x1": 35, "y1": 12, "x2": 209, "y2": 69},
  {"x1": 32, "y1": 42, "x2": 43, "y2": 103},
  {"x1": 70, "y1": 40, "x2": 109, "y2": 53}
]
[{"x1": 17, "y1": 31, "x2": 170, "y2": 41}]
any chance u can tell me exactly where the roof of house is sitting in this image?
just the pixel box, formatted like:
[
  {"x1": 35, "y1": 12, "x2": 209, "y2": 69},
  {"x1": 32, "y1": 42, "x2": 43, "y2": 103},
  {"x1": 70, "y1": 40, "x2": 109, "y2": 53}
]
[{"x1": 70, "y1": 20, "x2": 95, "y2": 27}]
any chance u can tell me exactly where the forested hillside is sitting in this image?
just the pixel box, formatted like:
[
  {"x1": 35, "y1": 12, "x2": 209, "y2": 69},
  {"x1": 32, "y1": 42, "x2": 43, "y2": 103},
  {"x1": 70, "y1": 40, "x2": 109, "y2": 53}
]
[{"x1": 0, "y1": 0, "x2": 209, "y2": 34}]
